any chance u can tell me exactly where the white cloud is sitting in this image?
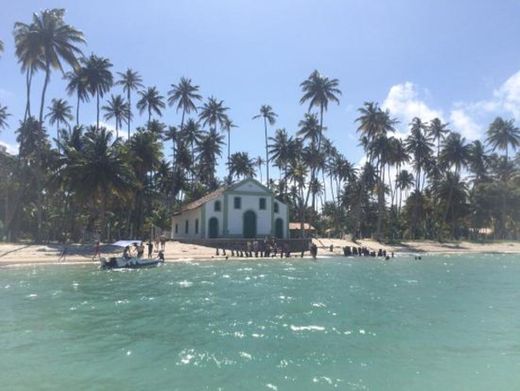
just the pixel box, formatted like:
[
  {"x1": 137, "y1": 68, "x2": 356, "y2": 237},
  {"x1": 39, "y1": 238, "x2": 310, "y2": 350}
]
[
  {"x1": 449, "y1": 109, "x2": 482, "y2": 140},
  {"x1": 95, "y1": 121, "x2": 130, "y2": 140},
  {"x1": 381, "y1": 72, "x2": 520, "y2": 143},
  {"x1": 492, "y1": 70, "x2": 520, "y2": 120},
  {"x1": 0, "y1": 139, "x2": 19, "y2": 154},
  {"x1": 445, "y1": 70, "x2": 520, "y2": 141},
  {"x1": 382, "y1": 82, "x2": 443, "y2": 127}
]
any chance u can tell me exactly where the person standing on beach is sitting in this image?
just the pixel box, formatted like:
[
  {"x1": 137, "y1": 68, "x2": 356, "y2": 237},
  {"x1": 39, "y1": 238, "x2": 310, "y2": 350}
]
[
  {"x1": 160, "y1": 236, "x2": 166, "y2": 251},
  {"x1": 147, "y1": 240, "x2": 153, "y2": 258}
]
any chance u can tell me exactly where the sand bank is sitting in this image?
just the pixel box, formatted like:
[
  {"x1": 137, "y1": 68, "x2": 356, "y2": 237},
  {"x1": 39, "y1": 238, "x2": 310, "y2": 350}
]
[{"x1": 1, "y1": 238, "x2": 520, "y2": 267}]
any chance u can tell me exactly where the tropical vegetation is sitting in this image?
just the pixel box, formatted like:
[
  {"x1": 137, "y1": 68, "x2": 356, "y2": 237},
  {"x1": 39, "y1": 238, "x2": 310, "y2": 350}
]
[{"x1": 1, "y1": 9, "x2": 520, "y2": 243}]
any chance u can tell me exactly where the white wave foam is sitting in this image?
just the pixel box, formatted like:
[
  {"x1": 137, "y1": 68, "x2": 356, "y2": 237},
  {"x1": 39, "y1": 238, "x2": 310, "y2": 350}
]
[
  {"x1": 239, "y1": 351, "x2": 252, "y2": 360},
  {"x1": 178, "y1": 280, "x2": 193, "y2": 288},
  {"x1": 290, "y1": 325, "x2": 325, "y2": 332}
]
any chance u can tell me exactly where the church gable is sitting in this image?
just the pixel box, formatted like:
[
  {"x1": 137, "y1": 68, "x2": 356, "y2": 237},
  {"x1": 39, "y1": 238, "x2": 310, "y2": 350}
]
[{"x1": 229, "y1": 178, "x2": 270, "y2": 194}]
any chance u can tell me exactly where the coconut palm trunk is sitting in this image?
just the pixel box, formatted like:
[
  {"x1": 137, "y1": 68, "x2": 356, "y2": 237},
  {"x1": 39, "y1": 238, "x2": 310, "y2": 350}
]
[
  {"x1": 96, "y1": 92, "x2": 100, "y2": 129},
  {"x1": 227, "y1": 129, "x2": 231, "y2": 181},
  {"x1": 24, "y1": 69, "x2": 33, "y2": 121},
  {"x1": 127, "y1": 90, "x2": 131, "y2": 139},
  {"x1": 181, "y1": 109, "x2": 186, "y2": 131},
  {"x1": 56, "y1": 119, "x2": 60, "y2": 152},
  {"x1": 75, "y1": 92, "x2": 80, "y2": 125},
  {"x1": 39, "y1": 62, "x2": 51, "y2": 123},
  {"x1": 264, "y1": 117, "x2": 269, "y2": 188}
]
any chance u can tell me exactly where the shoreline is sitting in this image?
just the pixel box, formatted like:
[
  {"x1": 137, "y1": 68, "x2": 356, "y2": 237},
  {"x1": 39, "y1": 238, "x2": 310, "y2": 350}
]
[{"x1": 1, "y1": 238, "x2": 520, "y2": 268}]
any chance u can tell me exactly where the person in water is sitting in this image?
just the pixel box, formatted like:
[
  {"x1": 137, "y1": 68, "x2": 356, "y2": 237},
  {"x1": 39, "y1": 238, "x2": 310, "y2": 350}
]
[
  {"x1": 92, "y1": 240, "x2": 101, "y2": 261},
  {"x1": 310, "y1": 243, "x2": 318, "y2": 259}
]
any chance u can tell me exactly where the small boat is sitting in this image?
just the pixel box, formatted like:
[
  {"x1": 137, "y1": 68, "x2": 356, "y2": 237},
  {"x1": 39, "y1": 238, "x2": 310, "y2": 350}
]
[{"x1": 100, "y1": 240, "x2": 164, "y2": 269}]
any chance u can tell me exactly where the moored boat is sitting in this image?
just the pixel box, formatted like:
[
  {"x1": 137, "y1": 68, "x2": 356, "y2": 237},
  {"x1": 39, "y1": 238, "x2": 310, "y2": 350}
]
[{"x1": 100, "y1": 240, "x2": 164, "y2": 269}]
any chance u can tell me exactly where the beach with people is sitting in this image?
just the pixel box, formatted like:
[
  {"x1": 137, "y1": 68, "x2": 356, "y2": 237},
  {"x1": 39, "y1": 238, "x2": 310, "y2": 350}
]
[{"x1": 2, "y1": 238, "x2": 520, "y2": 267}]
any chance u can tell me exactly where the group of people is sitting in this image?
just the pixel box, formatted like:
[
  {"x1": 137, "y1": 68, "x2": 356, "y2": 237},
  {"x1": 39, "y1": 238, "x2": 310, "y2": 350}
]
[
  {"x1": 122, "y1": 237, "x2": 167, "y2": 260},
  {"x1": 340, "y1": 245, "x2": 394, "y2": 260},
  {"x1": 216, "y1": 237, "x2": 293, "y2": 259}
]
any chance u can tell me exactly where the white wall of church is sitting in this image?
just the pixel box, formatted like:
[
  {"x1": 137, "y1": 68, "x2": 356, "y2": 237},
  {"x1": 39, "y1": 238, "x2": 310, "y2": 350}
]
[
  {"x1": 203, "y1": 195, "x2": 224, "y2": 238},
  {"x1": 226, "y1": 194, "x2": 272, "y2": 236},
  {"x1": 171, "y1": 208, "x2": 202, "y2": 239},
  {"x1": 232, "y1": 181, "x2": 267, "y2": 193},
  {"x1": 274, "y1": 200, "x2": 289, "y2": 239}
]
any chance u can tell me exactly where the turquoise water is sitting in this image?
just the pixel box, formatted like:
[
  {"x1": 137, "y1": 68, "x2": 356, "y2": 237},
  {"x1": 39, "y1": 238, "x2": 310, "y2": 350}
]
[{"x1": 1, "y1": 254, "x2": 520, "y2": 390}]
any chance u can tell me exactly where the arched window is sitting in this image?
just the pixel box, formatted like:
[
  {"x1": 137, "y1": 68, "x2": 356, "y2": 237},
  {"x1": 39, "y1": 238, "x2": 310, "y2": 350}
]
[
  {"x1": 185, "y1": 220, "x2": 189, "y2": 234},
  {"x1": 274, "y1": 202, "x2": 279, "y2": 213},
  {"x1": 195, "y1": 219, "x2": 199, "y2": 234},
  {"x1": 214, "y1": 200, "x2": 221, "y2": 212}
]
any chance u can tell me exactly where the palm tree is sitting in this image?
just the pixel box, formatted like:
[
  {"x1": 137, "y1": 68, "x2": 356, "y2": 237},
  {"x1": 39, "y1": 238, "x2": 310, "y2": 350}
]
[
  {"x1": 167, "y1": 77, "x2": 202, "y2": 130},
  {"x1": 137, "y1": 87, "x2": 165, "y2": 123},
  {"x1": 255, "y1": 156, "x2": 265, "y2": 182},
  {"x1": 297, "y1": 113, "x2": 320, "y2": 143},
  {"x1": 146, "y1": 119, "x2": 166, "y2": 139},
  {"x1": 428, "y1": 118, "x2": 450, "y2": 158},
  {"x1": 253, "y1": 105, "x2": 277, "y2": 187},
  {"x1": 406, "y1": 117, "x2": 433, "y2": 191},
  {"x1": 486, "y1": 117, "x2": 520, "y2": 162},
  {"x1": 356, "y1": 102, "x2": 397, "y2": 239},
  {"x1": 196, "y1": 131, "x2": 224, "y2": 187},
  {"x1": 300, "y1": 70, "x2": 341, "y2": 116},
  {"x1": 181, "y1": 119, "x2": 204, "y2": 173},
  {"x1": 432, "y1": 172, "x2": 468, "y2": 237},
  {"x1": 439, "y1": 132, "x2": 470, "y2": 174},
  {"x1": 15, "y1": 9, "x2": 85, "y2": 123},
  {"x1": 0, "y1": 105, "x2": 10, "y2": 131},
  {"x1": 116, "y1": 69, "x2": 143, "y2": 138},
  {"x1": 468, "y1": 140, "x2": 490, "y2": 183},
  {"x1": 439, "y1": 132, "x2": 470, "y2": 233},
  {"x1": 59, "y1": 127, "x2": 133, "y2": 237},
  {"x1": 13, "y1": 20, "x2": 45, "y2": 120},
  {"x1": 15, "y1": 117, "x2": 50, "y2": 242},
  {"x1": 198, "y1": 96, "x2": 229, "y2": 134},
  {"x1": 300, "y1": 70, "x2": 341, "y2": 149},
  {"x1": 162, "y1": 125, "x2": 179, "y2": 165},
  {"x1": 356, "y1": 102, "x2": 383, "y2": 144},
  {"x1": 45, "y1": 98, "x2": 73, "y2": 147},
  {"x1": 102, "y1": 94, "x2": 130, "y2": 138},
  {"x1": 396, "y1": 170, "x2": 414, "y2": 213},
  {"x1": 65, "y1": 66, "x2": 89, "y2": 125},
  {"x1": 228, "y1": 152, "x2": 256, "y2": 180},
  {"x1": 127, "y1": 130, "x2": 163, "y2": 235},
  {"x1": 222, "y1": 117, "x2": 238, "y2": 179},
  {"x1": 83, "y1": 55, "x2": 113, "y2": 129}
]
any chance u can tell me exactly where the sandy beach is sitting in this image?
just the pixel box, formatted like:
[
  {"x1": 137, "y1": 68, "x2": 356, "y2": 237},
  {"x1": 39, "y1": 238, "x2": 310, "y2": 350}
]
[{"x1": 1, "y1": 238, "x2": 520, "y2": 267}]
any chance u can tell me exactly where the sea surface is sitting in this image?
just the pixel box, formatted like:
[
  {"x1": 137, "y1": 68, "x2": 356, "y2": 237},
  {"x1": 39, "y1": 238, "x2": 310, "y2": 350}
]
[{"x1": 1, "y1": 254, "x2": 520, "y2": 390}]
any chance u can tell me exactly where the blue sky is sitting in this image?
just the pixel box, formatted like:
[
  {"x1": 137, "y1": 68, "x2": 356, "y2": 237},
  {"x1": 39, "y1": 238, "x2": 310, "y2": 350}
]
[{"x1": 1, "y1": 0, "x2": 520, "y2": 176}]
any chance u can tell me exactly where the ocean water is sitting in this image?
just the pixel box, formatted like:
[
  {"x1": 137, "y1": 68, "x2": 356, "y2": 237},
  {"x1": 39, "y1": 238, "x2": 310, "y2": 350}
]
[{"x1": 1, "y1": 254, "x2": 520, "y2": 390}]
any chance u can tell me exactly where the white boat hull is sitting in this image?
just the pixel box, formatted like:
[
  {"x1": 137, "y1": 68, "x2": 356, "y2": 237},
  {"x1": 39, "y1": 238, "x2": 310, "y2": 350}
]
[{"x1": 100, "y1": 257, "x2": 164, "y2": 269}]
